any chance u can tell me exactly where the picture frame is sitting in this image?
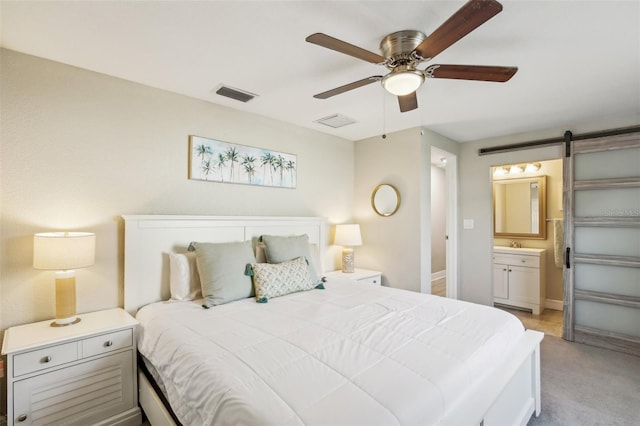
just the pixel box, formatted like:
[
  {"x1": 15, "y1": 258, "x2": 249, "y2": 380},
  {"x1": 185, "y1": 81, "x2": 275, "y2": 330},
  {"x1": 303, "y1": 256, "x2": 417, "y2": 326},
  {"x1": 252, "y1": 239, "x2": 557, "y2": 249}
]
[{"x1": 188, "y1": 135, "x2": 296, "y2": 188}]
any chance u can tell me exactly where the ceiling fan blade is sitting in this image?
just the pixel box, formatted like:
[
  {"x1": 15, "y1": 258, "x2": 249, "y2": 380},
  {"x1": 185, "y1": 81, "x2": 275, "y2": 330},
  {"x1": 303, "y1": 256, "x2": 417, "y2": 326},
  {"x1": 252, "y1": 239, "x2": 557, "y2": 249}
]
[
  {"x1": 414, "y1": 0, "x2": 503, "y2": 61},
  {"x1": 398, "y1": 92, "x2": 418, "y2": 112},
  {"x1": 427, "y1": 64, "x2": 517, "y2": 82},
  {"x1": 306, "y1": 33, "x2": 386, "y2": 64},
  {"x1": 313, "y1": 76, "x2": 383, "y2": 99}
]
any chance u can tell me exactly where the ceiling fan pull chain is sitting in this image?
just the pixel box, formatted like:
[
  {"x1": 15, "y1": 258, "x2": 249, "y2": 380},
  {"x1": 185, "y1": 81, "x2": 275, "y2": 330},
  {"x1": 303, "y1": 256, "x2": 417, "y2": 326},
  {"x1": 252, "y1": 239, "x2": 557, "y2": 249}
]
[{"x1": 382, "y1": 91, "x2": 387, "y2": 139}]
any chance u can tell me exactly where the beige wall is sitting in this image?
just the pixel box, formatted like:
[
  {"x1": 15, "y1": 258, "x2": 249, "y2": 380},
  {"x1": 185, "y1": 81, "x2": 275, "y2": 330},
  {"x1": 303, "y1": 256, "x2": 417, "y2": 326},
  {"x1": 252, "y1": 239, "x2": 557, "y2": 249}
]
[
  {"x1": 0, "y1": 49, "x2": 355, "y2": 334},
  {"x1": 493, "y1": 159, "x2": 565, "y2": 303},
  {"x1": 353, "y1": 127, "x2": 458, "y2": 294}
]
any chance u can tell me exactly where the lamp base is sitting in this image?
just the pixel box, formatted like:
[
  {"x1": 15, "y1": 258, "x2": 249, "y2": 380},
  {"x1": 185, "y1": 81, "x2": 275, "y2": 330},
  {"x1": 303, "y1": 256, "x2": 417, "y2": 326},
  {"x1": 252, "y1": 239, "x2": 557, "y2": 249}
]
[
  {"x1": 341, "y1": 248, "x2": 355, "y2": 273},
  {"x1": 51, "y1": 317, "x2": 81, "y2": 327},
  {"x1": 52, "y1": 271, "x2": 79, "y2": 327}
]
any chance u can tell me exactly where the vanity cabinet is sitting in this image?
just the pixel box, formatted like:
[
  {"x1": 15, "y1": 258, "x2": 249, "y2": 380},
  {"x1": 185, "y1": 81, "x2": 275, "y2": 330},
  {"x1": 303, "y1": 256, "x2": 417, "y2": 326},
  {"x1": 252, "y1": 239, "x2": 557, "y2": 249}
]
[{"x1": 493, "y1": 247, "x2": 546, "y2": 315}]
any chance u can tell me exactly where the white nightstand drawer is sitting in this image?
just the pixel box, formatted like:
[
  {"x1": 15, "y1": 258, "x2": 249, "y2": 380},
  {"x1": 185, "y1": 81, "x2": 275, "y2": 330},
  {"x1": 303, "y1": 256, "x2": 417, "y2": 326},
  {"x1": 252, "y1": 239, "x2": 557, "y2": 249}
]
[
  {"x1": 359, "y1": 276, "x2": 381, "y2": 285},
  {"x1": 13, "y1": 342, "x2": 78, "y2": 377},
  {"x1": 82, "y1": 329, "x2": 133, "y2": 358}
]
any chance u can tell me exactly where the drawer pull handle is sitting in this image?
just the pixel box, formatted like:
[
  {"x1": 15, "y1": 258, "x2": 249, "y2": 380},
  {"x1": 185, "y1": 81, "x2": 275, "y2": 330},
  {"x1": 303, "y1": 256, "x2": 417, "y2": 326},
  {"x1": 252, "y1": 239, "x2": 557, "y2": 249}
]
[
  {"x1": 41, "y1": 356, "x2": 51, "y2": 363},
  {"x1": 104, "y1": 340, "x2": 113, "y2": 347},
  {"x1": 17, "y1": 414, "x2": 28, "y2": 422}
]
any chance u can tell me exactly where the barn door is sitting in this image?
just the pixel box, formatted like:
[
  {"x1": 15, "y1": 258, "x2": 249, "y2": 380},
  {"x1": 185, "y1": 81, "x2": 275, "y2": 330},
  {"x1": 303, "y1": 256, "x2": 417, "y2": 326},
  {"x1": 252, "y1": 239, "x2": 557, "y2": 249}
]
[{"x1": 563, "y1": 131, "x2": 640, "y2": 355}]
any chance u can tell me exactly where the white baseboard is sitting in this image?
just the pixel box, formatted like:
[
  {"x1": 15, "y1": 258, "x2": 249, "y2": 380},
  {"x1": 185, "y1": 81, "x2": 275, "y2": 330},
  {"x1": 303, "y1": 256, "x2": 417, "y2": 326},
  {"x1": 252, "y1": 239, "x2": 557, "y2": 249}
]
[
  {"x1": 545, "y1": 299, "x2": 563, "y2": 311},
  {"x1": 431, "y1": 270, "x2": 446, "y2": 281}
]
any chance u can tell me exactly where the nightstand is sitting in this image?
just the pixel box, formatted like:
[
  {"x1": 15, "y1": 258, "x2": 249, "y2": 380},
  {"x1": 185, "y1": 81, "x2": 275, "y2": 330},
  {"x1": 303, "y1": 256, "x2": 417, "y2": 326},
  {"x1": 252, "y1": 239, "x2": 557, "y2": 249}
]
[
  {"x1": 326, "y1": 268, "x2": 382, "y2": 286},
  {"x1": 1, "y1": 308, "x2": 142, "y2": 426}
]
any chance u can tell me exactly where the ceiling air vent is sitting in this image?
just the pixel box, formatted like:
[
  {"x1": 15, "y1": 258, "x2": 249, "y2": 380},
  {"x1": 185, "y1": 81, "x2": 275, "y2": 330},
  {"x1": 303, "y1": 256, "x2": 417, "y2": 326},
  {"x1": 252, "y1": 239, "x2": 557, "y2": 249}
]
[
  {"x1": 314, "y1": 114, "x2": 356, "y2": 128},
  {"x1": 214, "y1": 85, "x2": 258, "y2": 103}
]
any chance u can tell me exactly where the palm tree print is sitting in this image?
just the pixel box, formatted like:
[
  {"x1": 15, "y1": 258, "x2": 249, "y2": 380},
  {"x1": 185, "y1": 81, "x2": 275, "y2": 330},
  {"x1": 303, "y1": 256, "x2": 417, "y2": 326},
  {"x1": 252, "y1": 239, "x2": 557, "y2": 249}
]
[
  {"x1": 189, "y1": 136, "x2": 296, "y2": 188},
  {"x1": 242, "y1": 155, "x2": 257, "y2": 184},
  {"x1": 273, "y1": 155, "x2": 285, "y2": 184},
  {"x1": 225, "y1": 146, "x2": 240, "y2": 181},
  {"x1": 201, "y1": 159, "x2": 216, "y2": 180},
  {"x1": 261, "y1": 152, "x2": 274, "y2": 185},
  {"x1": 217, "y1": 153, "x2": 227, "y2": 182},
  {"x1": 285, "y1": 160, "x2": 296, "y2": 185}
]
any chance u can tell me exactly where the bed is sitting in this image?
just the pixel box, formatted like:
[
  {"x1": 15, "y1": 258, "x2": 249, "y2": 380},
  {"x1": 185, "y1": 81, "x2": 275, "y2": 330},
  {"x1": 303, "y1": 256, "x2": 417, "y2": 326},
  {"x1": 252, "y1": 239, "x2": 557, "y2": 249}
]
[{"x1": 123, "y1": 215, "x2": 543, "y2": 425}]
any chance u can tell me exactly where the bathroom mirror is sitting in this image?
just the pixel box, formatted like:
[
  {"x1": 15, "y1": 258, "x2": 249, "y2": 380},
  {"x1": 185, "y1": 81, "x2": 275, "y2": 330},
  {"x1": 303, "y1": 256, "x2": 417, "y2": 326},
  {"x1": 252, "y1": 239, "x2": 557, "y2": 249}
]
[
  {"x1": 372, "y1": 184, "x2": 401, "y2": 217},
  {"x1": 493, "y1": 176, "x2": 547, "y2": 239}
]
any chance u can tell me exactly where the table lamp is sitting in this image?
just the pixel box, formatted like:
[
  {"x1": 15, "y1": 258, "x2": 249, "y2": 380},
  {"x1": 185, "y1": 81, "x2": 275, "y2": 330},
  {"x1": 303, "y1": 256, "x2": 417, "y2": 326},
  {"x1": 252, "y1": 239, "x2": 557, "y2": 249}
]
[
  {"x1": 33, "y1": 232, "x2": 96, "y2": 327},
  {"x1": 334, "y1": 224, "x2": 362, "y2": 273}
]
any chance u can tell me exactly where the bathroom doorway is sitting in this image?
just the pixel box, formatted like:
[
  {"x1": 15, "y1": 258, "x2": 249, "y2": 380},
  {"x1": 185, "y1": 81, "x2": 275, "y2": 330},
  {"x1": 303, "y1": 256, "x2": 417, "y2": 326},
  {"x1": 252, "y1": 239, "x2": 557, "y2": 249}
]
[
  {"x1": 490, "y1": 158, "x2": 564, "y2": 333},
  {"x1": 431, "y1": 147, "x2": 458, "y2": 298}
]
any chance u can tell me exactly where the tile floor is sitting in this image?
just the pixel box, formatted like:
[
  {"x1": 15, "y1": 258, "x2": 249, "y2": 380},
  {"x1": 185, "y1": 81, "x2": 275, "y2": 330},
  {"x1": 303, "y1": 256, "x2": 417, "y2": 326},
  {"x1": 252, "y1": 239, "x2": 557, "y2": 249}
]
[
  {"x1": 431, "y1": 277, "x2": 446, "y2": 297},
  {"x1": 498, "y1": 306, "x2": 564, "y2": 337}
]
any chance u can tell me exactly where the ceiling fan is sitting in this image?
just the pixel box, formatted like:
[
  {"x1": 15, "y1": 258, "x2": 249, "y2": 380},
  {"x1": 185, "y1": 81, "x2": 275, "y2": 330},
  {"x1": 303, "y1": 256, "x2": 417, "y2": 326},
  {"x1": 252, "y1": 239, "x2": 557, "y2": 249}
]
[{"x1": 306, "y1": 0, "x2": 517, "y2": 113}]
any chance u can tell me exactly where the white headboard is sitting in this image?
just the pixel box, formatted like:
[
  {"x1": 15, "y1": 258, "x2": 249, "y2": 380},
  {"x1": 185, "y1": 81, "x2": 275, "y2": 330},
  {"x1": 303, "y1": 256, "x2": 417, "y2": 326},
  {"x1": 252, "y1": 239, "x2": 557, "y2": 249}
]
[{"x1": 122, "y1": 215, "x2": 327, "y2": 315}]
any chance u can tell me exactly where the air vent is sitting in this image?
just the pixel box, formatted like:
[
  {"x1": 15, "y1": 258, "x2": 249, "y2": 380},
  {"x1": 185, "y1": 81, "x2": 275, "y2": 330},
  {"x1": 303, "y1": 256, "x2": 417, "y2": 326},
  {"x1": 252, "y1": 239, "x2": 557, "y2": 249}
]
[
  {"x1": 314, "y1": 114, "x2": 356, "y2": 128},
  {"x1": 214, "y1": 85, "x2": 258, "y2": 103}
]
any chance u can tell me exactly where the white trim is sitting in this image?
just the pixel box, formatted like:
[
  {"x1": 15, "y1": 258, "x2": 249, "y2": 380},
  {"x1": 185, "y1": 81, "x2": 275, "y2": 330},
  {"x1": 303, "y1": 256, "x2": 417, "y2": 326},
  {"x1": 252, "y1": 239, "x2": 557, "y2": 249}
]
[
  {"x1": 545, "y1": 299, "x2": 564, "y2": 311},
  {"x1": 431, "y1": 269, "x2": 446, "y2": 281}
]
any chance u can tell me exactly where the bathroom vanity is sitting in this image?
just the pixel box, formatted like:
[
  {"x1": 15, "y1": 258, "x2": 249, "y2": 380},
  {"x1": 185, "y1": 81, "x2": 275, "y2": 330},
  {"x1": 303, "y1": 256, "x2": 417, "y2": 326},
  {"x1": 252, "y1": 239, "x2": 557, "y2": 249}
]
[{"x1": 493, "y1": 247, "x2": 546, "y2": 315}]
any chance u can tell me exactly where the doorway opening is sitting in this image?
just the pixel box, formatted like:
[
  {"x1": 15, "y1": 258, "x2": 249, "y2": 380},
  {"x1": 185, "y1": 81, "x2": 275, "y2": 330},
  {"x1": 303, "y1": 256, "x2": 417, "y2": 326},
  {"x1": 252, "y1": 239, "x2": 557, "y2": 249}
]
[
  {"x1": 430, "y1": 147, "x2": 458, "y2": 299},
  {"x1": 490, "y1": 158, "x2": 564, "y2": 336}
]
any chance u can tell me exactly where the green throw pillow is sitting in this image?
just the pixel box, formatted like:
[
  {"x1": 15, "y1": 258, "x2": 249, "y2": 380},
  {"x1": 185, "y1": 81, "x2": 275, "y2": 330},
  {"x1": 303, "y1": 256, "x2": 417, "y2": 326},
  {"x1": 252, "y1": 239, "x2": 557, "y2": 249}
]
[
  {"x1": 260, "y1": 234, "x2": 321, "y2": 284},
  {"x1": 193, "y1": 241, "x2": 256, "y2": 308}
]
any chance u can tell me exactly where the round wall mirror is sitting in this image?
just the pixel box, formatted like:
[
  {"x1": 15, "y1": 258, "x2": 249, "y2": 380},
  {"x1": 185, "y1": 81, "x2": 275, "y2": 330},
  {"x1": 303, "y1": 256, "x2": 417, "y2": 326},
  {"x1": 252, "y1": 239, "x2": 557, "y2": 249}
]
[{"x1": 371, "y1": 184, "x2": 401, "y2": 217}]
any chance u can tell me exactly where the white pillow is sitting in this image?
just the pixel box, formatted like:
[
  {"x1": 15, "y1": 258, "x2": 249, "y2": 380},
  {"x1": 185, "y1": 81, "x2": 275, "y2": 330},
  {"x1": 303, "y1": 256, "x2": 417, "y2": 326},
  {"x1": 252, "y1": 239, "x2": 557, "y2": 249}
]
[{"x1": 168, "y1": 252, "x2": 202, "y2": 301}]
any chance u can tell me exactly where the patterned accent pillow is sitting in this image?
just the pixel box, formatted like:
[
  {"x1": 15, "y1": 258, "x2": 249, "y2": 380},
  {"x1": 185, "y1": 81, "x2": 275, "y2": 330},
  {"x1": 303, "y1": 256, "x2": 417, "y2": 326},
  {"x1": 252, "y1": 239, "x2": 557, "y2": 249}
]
[{"x1": 248, "y1": 257, "x2": 323, "y2": 303}]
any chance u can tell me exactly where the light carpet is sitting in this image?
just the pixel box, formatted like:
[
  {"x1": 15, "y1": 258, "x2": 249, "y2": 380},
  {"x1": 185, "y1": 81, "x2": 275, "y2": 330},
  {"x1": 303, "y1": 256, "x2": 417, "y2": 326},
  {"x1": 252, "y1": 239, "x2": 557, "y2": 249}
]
[{"x1": 528, "y1": 335, "x2": 640, "y2": 426}]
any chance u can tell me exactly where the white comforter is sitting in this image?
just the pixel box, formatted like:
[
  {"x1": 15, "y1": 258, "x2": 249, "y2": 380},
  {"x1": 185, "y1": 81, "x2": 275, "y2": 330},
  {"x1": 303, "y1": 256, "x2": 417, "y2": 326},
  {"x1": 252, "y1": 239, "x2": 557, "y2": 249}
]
[{"x1": 137, "y1": 278, "x2": 524, "y2": 426}]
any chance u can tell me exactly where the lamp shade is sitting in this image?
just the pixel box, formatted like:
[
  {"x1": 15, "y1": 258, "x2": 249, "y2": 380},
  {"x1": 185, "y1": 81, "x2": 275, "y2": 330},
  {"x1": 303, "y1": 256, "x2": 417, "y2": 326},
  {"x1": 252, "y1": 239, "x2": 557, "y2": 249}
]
[
  {"x1": 334, "y1": 224, "x2": 362, "y2": 247},
  {"x1": 33, "y1": 232, "x2": 96, "y2": 271}
]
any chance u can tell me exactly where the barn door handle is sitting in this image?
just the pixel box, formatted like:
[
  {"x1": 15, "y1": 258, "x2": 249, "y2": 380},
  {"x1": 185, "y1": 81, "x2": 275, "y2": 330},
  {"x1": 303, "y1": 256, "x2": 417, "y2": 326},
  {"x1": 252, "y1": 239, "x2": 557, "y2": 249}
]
[{"x1": 566, "y1": 247, "x2": 571, "y2": 269}]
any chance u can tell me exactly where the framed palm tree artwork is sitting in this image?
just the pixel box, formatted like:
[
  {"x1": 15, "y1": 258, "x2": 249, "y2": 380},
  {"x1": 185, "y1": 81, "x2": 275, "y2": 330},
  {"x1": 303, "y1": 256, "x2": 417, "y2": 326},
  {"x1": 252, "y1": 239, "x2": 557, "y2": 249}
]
[{"x1": 188, "y1": 135, "x2": 296, "y2": 188}]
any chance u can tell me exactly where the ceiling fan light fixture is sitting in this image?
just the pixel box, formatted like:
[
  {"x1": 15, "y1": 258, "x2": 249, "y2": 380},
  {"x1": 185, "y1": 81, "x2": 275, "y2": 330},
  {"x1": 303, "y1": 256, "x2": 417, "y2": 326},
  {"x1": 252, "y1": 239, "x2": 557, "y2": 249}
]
[{"x1": 382, "y1": 69, "x2": 424, "y2": 96}]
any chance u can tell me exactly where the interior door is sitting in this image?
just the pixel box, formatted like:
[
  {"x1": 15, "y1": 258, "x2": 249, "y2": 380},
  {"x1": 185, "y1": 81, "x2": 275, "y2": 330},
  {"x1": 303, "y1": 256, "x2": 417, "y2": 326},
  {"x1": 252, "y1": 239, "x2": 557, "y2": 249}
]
[{"x1": 563, "y1": 131, "x2": 640, "y2": 355}]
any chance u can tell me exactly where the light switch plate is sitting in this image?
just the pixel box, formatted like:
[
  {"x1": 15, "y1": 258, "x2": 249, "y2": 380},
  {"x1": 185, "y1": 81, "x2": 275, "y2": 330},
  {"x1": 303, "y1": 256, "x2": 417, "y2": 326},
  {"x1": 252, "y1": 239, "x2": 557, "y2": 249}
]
[{"x1": 463, "y1": 219, "x2": 474, "y2": 229}]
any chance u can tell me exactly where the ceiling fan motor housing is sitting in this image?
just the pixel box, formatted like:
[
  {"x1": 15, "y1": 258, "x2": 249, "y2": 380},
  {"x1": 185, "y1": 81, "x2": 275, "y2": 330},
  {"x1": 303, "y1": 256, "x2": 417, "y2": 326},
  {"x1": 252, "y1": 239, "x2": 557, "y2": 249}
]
[{"x1": 379, "y1": 30, "x2": 427, "y2": 68}]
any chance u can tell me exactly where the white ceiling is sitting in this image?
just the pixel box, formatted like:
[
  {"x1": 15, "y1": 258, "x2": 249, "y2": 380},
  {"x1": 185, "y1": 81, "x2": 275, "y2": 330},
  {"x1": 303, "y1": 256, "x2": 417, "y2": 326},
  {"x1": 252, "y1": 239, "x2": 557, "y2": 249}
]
[{"x1": 1, "y1": 1, "x2": 639, "y2": 142}]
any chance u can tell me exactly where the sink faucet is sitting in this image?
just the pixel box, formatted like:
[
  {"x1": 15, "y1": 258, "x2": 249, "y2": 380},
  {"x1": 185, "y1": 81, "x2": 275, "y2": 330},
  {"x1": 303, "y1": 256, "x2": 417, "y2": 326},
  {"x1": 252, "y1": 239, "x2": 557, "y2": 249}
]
[{"x1": 510, "y1": 241, "x2": 521, "y2": 248}]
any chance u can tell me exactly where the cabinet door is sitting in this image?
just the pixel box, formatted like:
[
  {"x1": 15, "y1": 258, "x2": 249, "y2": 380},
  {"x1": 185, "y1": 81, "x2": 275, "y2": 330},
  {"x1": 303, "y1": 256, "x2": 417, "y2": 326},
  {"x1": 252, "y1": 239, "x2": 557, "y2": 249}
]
[
  {"x1": 13, "y1": 351, "x2": 134, "y2": 426},
  {"x1": 493, "y1": 263, "x2": 509, "y2": 299},
  {"x1": 508, "y1": 266, "x2": 540, "y2": 304}
]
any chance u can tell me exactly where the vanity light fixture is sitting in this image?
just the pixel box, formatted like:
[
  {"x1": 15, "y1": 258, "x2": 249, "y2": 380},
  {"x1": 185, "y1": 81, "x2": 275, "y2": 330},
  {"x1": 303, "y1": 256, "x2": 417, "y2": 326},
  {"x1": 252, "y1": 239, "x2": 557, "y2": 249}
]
[
  {"x1": 494, "y1": 166, "x2": 511, "y2": 176},
  {"x1": 494, "y1": 162, "x2": 541, "y2": 176},
  {"x1": 510, "y1": 164, "x2": 525, "y2": 174},
  {"x1": 525, "y1": 162, "x2": 541, "y2": 172}
]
